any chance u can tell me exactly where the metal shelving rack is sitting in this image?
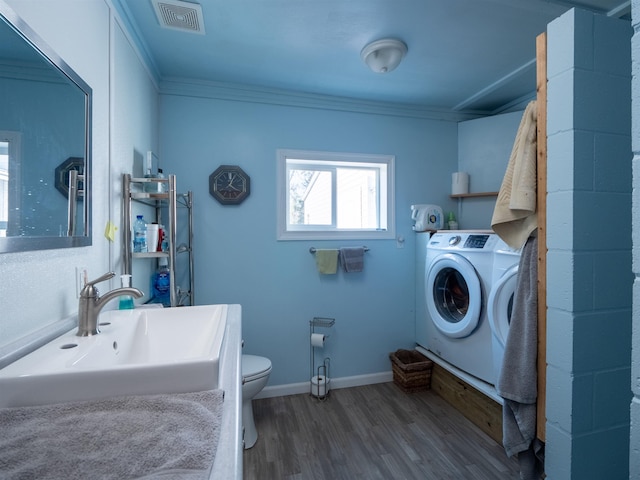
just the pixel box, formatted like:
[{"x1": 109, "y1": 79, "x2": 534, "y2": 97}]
[{"x1": 123, "y1": 173, "x2": 194, "y2": 307}]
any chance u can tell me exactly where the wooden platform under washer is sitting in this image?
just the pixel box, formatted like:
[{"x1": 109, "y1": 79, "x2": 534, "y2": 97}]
[{"x1": 430, "y1": 363, "x2": 503, "y2": 444}]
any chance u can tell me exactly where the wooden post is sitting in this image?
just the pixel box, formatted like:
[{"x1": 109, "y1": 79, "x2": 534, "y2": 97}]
[{"x1": 535, "y1": 32, "x2": 548, "y2": 442}]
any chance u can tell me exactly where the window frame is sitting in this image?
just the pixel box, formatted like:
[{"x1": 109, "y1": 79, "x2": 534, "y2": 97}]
[{"x1": 277, "y1": 149, "x2": 395, "y2": 240}]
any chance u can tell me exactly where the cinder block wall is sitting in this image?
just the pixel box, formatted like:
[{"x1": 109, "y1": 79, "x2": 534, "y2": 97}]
[
  {"x1": 546, "y1": 9, "x2": 632, "y2": 479},
  {"x1": 631, "y1": 1, "x2": 640, "y2": 479}
]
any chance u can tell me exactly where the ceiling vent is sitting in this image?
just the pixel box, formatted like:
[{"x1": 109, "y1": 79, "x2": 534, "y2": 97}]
[{"x1": 152, "y1": 0, "x2": 205, "y2": 35}]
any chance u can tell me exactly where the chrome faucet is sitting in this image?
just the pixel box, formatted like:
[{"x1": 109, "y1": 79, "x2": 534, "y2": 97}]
[{"x1": 77, "y1": 272, "x2": 143, "y2": 337}]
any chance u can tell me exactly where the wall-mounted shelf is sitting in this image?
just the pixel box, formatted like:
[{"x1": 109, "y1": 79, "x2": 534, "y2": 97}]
[
  {"x1": 310, "y1": 317, "x2": 335, "y2": 328},
  {"x1": 450, "y1": 191, "x2": 499, "y2": 199},
  {"x1": 132, "y1": 252, "x2": 170, "y2": 259}
]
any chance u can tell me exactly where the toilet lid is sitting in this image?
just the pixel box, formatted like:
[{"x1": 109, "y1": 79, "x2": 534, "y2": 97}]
[{"x1": 242, "y1": 355, "x2": 272, "y2": 381}]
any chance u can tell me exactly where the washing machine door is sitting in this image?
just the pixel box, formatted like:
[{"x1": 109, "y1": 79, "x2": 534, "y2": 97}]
[
  {"x1": 488, "y1": 264, "x2": 518, "y2": 347},
  {"x1": 426, "y1": 253, "x2": 482, "y2": 338}
]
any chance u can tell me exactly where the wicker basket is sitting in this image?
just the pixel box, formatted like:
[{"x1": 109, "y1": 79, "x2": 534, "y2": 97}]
[{"x1": 389, "y1": 349, "x2": 433, "y2": 393}]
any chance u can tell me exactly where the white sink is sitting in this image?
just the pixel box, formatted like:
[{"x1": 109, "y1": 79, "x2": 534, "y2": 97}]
[{"x1": 0, "y1": 304, "x2": 228, "y2": 408}]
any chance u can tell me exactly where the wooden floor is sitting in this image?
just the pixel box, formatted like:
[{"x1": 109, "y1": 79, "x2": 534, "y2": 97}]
[{"x1": 243, "y1": 382, "x2": 519, "y2": 479}]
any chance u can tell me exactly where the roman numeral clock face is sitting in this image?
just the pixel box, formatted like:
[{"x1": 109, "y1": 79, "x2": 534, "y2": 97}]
[{"x1": 209, "y1": 165, "x2": 250, "y2": 205}]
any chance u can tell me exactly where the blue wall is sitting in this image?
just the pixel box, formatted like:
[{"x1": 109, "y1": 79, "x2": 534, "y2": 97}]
[
  {"x1": 457, "y1": 111, "x2": 522, "y2": 230},
  {"x1": 159, "y1": 94, "x2": 459, "y2": 386}
]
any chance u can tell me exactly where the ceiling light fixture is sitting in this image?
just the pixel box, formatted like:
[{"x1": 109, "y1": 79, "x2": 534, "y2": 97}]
[{"x1": 361, "y1": 38, "x2": 408, "y2": 74}]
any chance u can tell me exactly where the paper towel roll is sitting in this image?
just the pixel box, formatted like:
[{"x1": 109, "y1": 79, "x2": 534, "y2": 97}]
[
  {"x1": 451, "y1": 172, "x2": 470, "y2": 195},
  {"x1": 311, "y1": 333, "x2": 326, "y2": 348}
]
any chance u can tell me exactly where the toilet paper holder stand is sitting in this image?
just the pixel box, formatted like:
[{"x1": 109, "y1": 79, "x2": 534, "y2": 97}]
[{"x1": 310, "y1": 317, "x2": 334, "y2": 400}]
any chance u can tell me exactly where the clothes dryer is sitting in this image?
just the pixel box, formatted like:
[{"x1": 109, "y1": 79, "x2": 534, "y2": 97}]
[
  {"x1": 421, "y1": 231, "x2": 498, "y2": 385},
  {"x1": 488, "y1": 238, "x2": 521, "y2": 381}
]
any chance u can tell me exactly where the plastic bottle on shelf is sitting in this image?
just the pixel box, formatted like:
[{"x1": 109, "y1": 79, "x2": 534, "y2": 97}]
[
  {"x1": 143, "y1": 151, "x2": 157, "y2": 193},
  {"x1": 160, "y1": 225, "x2": 169, "y2": 252},
  {"x1": 133, "y1": 215, "x2": 148, "y2": 252},
  {"x1": 143, "y1": 171, "x2": 157, "y2": 193},
  {"x1": 151, "y1": 257, "x2": 171, "y2": 307},
  {"x1": 447, "y1": 212, "x2": 458, "y2": 230},
  {"x1": 118, "y1": 274, "x2": 135, "y2": 310},
  {"x1": 157, "y1": 224, "x2": 165, "y2": 252},
  {"x1": 157, "y1": 168, "x2": 166, "y2": 193}
]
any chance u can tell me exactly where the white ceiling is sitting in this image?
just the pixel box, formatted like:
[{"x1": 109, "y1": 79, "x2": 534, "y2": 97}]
[{"x1": 113, "y1": 0, "x2": 630, "y2": 114}]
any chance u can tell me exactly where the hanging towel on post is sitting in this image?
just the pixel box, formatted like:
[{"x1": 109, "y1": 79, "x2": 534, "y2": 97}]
[
  {"x1": 491, "y1": 100, "x2": 538, "y2": 250},
  {"x1": 314, "y1": 249, "x2": 339, "y2": 274},
  {"x1": 339, "y1": 247, "x2": 364, "y2": 272},
  {"x1": 496, "y1": 235, "x2": 542, "y2": 478}
]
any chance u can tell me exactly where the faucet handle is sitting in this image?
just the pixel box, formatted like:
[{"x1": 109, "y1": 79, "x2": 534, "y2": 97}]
[{"x1": 85, "y1": 271, "x2": 115, "y2": 287}]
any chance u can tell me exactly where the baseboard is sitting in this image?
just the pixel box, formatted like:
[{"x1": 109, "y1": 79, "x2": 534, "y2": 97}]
[{"x1": 255, "y1": 371, "x2": 393, "y2": 399}]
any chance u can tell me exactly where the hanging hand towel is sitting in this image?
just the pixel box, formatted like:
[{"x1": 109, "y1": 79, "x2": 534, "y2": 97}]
[
  {"x1": 491, "y1": 100, "x2": 538, "y2": 250},
  {"x1": 339, "y1": 247, "x2": 364, "y2": 273},
  {"x1": 496, "y1": 235, "x2": 538, "y2": 460},
  {"x1": 315, "y1": 249, "x2": 339, "y2": 274}
]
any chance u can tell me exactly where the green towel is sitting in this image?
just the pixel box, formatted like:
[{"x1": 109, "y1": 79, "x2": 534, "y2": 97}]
[{"x1": 315, "y1": 249, "x2": 339, "y2": 274}]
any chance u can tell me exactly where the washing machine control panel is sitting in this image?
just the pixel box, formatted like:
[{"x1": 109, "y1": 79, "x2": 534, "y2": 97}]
[{"x1": 463, "y1": 234, "x2": 490, "y2": 249}]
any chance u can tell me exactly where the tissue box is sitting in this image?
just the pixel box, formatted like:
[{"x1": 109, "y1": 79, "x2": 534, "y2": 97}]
[{"x1": 389, "y1": 349, "x2": 433, "y2": 393}]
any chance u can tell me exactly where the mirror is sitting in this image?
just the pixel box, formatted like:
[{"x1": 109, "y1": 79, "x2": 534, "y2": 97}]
[{"x1": 0, "y1": 0, "x2": 91, "y2": 253}]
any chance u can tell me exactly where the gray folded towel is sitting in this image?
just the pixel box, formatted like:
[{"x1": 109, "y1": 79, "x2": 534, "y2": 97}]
[
  {"x1": 0, "y1": 389, "x2": 224, "y2": 480},
  {"x1": 496, "y1": 235, "x2": 538, "y2": 460},
  {"x1": 339, "y1": 247, "x2": 365, "y2": 272}
]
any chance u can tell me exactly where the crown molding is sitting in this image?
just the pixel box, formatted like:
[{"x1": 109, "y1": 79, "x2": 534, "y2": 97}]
[{"x1": 159, "y1": 77, "x2": 486, "y2": 122}]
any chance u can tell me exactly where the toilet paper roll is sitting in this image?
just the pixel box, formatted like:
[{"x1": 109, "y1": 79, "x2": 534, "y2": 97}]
[
  {"x1": 451, "y1": 172, "x2": 470, "y2": 195},
  {"x1": 310, "y1": 375, "x2": 330, "y2": 397},
  {"x1": 311, "y1": 333, "x2": 326, "y2": 348}
]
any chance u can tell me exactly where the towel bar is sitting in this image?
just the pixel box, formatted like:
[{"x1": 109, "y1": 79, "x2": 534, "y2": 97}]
[{"x1": 309, "y1": 246, "x2": 369, "y2": 254}]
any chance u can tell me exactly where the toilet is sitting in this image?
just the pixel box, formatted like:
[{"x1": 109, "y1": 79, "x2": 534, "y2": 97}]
[{"x1": 242, "y1": 354, "x2": 272, "y2": 449}]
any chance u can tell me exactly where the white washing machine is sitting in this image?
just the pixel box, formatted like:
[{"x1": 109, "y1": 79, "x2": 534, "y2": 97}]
[
  {"x1": 488, "y1": 238, "x2": 521, "y2": 381},
  {"x1": 419, "y1": 231, "x2": 498, "y2": 385}
]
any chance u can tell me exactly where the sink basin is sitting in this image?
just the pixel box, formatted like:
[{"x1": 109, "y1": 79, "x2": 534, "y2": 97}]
[{"x1": 0, "y1": 304, "x2": 228, "y2": 408}]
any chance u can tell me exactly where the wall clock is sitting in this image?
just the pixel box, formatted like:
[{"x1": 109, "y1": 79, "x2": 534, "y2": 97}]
[
  {"x1": 209, "y1": 165, "x2": 250, "y2": 205},
  {"x1": 54, "y1": 156, "x2": 85, "y2": 198}
]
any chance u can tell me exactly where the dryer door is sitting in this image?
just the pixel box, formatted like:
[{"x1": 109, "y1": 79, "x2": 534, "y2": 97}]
[
  {"x1": 488, "y1": 265, "x2": 518, "y2": 347},
  {"x1": 426, "y1": 253, "x2": 482, "y2": 338}
]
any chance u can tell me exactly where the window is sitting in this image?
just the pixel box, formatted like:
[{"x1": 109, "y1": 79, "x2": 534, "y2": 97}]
[
  {"x1": 0, "y1": 141, "x2": 8, "y2": 237},
  {"x1": 277, "y1": 149, "x2": 395, "y2": 240},
  {"x1": 0, "y1": 132, "x2": 21, "y2": 238}
]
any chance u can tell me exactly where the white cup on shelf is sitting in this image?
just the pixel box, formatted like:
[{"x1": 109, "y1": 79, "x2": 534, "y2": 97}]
[
  {"x1": 146, "y1": 224, "x2": 159, "y2": 252},
  {"x1": 451, "y1": 172, "x2": 470, "y2": 195}
]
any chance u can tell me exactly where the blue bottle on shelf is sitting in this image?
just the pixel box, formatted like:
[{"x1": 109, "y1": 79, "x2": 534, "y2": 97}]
[
  {"x1": 133, "y1": 215, "x2": 147, "y2": 253},
  {"x1": 152, "y1": 257, "x2": 171, "y2": 307}
]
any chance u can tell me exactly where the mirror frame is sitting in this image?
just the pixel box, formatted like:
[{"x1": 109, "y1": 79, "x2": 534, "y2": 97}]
[{"x1": 0, "y1": 0, "x2": 92, "y2": 253}]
